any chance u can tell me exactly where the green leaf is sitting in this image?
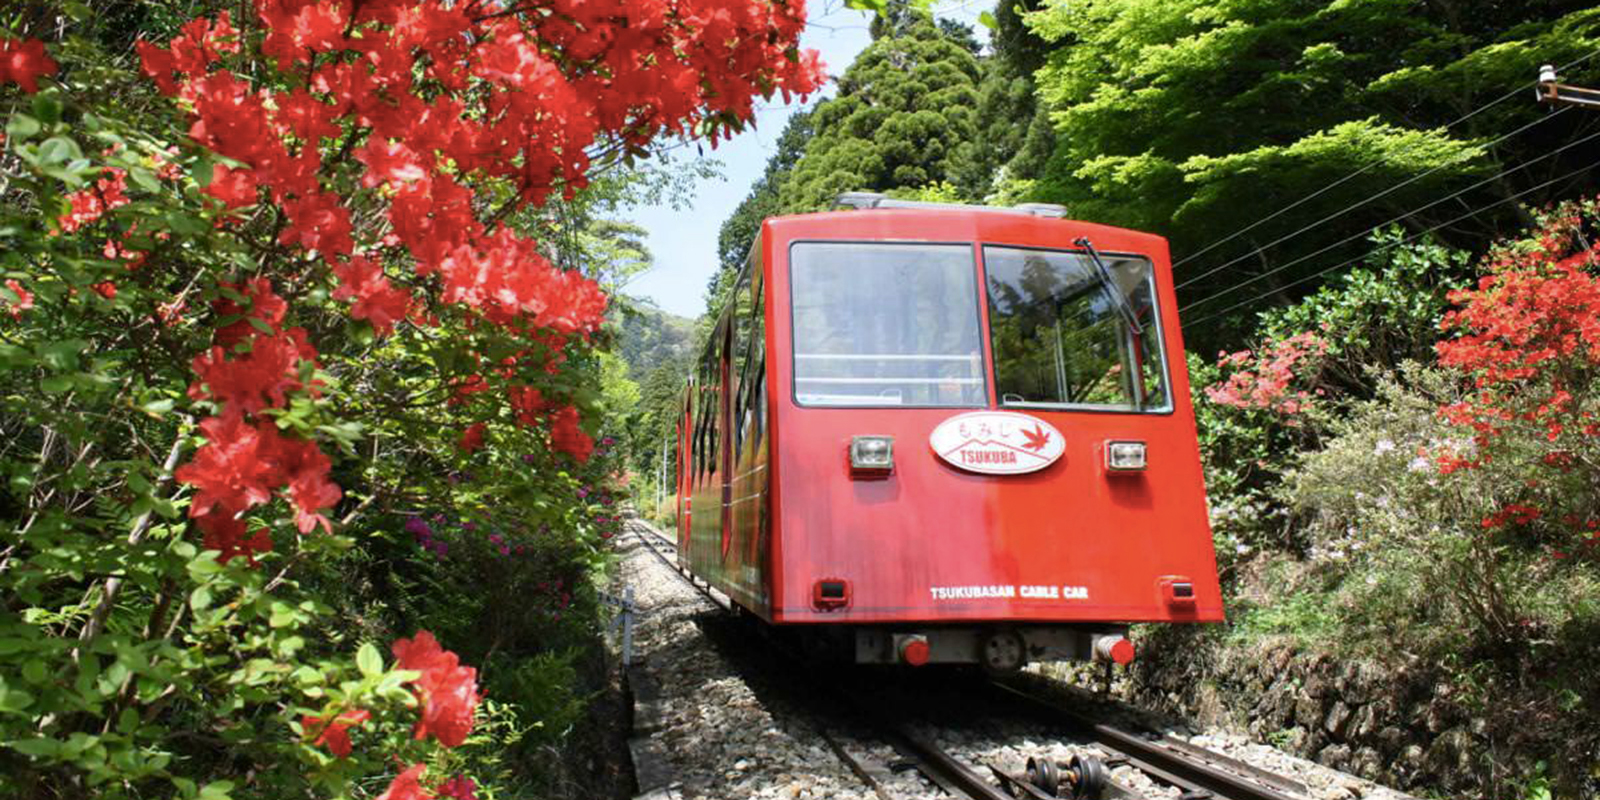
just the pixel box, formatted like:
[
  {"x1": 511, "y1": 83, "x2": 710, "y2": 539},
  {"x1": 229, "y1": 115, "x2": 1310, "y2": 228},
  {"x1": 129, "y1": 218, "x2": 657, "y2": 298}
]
[
  {"x1": 167, "y1": 211, "x2": 209, "y2": 236},
  {"x1": 37, "y1": 339, "x2": 87, "y2": 371},
  {"x1": 197, "y1": 780, "x2": 234, "y2": 800},
  {"x1": 190, "y1": 586, "x2": 212, "y2": 611},
  {"x1": 60, "y1": 1, "x2": 94, "y2": 22},
  {"x1": 140, "y1": 398, "x2": 175, "y2": 417},
  {"x1": 193, "y1": 157, "x2": 216, "y2": 189},
  {"x1": 40, "y1": 375, "x2": 74, "y2": 394},
  {"x1": 37, "y1": 136, "x2": 84, "y2": 166},
  {"x1": 6, "y1": 114, "x2": 41, "y2": 140},
  {"x1": 128, "y1": 167, "x2": 161, "y2": 194},
  {"x1": 30, "y1": 92, "x2": 63, "y2": 126},
  {"x1": 355, "y1": 642, "x2": 383, "y2": 677},
  {"x1": 186, "y1": 556, "x2": 224, "y2": 580},
  {"x1": 267, "y1": 602, "x2": 297, "y2": 628},
  {"x1": 0, "y1": 687, "x2": 35, "y2": 713},
  {"x1": 977, "y1": 10, "x2": 998, "y2": 30},
  {"x1": 20, "y1": 661, "x2": 47, "y2": 685},
  {"x1": 7, "y1": 737, "x2": 59, "y2": 757}
]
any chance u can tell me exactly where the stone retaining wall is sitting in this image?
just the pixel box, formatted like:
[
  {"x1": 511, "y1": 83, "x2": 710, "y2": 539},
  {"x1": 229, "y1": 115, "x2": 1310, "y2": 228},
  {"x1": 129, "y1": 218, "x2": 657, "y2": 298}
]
[{"x1": 1043, "y1": 632, "x2": 1479, "y2": 798}]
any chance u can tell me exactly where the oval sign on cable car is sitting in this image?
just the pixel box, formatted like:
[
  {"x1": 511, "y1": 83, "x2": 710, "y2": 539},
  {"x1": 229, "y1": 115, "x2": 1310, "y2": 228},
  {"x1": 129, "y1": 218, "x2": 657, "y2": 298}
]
[{"x1": 929, "y1": 411, "x2": 1066, "y2": 475}]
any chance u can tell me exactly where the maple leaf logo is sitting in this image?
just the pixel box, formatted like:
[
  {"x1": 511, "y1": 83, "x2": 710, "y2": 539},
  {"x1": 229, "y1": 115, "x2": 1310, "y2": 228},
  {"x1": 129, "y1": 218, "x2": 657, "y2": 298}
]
[{"x1": 1021, "y1": 423, "x2": 1051, "y2": 452}]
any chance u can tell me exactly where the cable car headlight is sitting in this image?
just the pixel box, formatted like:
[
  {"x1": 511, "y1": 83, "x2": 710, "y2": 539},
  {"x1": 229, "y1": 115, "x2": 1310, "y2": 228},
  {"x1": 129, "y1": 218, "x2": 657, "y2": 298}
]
[
  {"x1": 849, "y1": 435, "x2": 895, "y2": 471},
  {"x1": 1106, "y1": 440, "x2": 1147, "y2": 472}
]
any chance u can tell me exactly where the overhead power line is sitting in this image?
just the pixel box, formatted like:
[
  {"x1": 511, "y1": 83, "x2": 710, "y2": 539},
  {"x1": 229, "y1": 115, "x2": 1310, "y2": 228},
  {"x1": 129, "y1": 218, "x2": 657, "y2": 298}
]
[
  {"x1": 1174, "y1": 106, "x2": 1574, "y2": 290},
  {"x1": 1180, "y1": 155, "x2": 1600, "y2": 331},
  {"x1": 1173, "y1": 46, "x2": 1600, "y2": 272},
  {"x1": 1179, "y1": 121, "x2": 1600, "y2": 312}
]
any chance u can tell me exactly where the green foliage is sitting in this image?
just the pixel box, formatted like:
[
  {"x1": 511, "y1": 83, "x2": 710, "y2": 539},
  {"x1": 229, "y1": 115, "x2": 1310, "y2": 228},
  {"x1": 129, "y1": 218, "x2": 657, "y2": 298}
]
[
  {"x1": 1025, "y1": 0, "x2": 1600, "y2": 348},
  {"x1": 948, "y1": 0, "x2": 1055, "y2": 199},
  {"x1": 1219, "y1": 206, "x2": 1600, "y2": 796},
  {"x1": 1279, "y1": 365, "x2": 1600, "y2": 794},
  {"x1": 778, "y1": 12, "x2": 984, "y2": 212},
  {"x1": 1256, "y1": 227, "x2": 1468, "y2": 379},
  {"x1": 1192, "y1": 232, "x2": 1473, "y2": 576},
  {"x1": 716, "y1": 107, "x2": 816, "y2": 275},
  {"x1": 885, "y1": 179, "x2": 966, "y2": 203},
  {"x1": 1226, "y1": 589, "x2": 1337, "y2": 645},
  {"x1": 0, "y1": 14, "x2": 628, "y2": 800},
  {"x1": 602, "y1": 301, "x2": 695, "y2": 507}
]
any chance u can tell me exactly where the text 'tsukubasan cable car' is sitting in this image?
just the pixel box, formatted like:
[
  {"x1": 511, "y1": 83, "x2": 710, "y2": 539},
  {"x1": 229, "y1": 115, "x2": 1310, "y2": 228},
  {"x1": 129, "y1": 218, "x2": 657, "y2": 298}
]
[{"x1": 675, "y1": 193, "x2": 1222, "y2": 671}]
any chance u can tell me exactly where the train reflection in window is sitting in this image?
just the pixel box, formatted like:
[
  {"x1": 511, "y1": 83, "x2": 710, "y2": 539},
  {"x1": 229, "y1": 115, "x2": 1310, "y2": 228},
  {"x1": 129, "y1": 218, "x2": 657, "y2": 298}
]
[{"x1": 983, "y1": 246, "x2": 1170, "y2": 412}]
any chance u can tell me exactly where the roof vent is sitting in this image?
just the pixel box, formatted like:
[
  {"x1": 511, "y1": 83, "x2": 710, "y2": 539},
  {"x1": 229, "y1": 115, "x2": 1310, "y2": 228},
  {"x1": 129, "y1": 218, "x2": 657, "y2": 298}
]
[{"x1": 834, "y1": 192, "x2": 1068, "y2": 218}]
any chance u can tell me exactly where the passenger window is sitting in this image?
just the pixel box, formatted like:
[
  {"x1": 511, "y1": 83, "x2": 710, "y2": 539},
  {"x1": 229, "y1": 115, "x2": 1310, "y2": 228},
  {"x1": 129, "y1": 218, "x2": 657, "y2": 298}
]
[
  {"x1": 735, "y1": 258, "x2": 764, "y2": 461},
  {"x1": 984, "y1": 246, "x2": 1170, "y2": 412},
  {"x1": 790, "y1": 242, "x2": 985, "y2": 407}
]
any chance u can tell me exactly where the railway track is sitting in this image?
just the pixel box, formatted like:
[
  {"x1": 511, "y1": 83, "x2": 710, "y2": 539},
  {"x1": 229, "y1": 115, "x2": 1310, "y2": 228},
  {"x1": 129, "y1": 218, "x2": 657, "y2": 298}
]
[{"x1": 623, "y1": 516, "x2": 1314, "y2": 800}]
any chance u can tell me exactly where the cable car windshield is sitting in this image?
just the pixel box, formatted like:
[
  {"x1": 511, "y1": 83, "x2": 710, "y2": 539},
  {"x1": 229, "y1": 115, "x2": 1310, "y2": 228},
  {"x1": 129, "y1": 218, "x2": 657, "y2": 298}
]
[
  {"x1": 983, "y1": 246, "x2": 1170, "y2": 412},
  {"x1": 791, "y1": 242, "x2": 986, "y2": 407}
]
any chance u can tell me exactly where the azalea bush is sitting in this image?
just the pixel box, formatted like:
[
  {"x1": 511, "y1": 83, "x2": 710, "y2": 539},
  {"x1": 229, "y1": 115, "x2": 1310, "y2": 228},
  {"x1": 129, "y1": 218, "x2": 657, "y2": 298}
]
[
  {"x1": 1193, "y1": 234, "x2": 1470, "y2": 575},
  {"x1": 1275, "y1": 201, "x2": 1600, "y2": 796},
  {"x1": 1433, "y1": 197, "x2": 1600, "y2": 558},
  {"x1": 1, "y1": 2, "x2": 819, "y2": 798}
]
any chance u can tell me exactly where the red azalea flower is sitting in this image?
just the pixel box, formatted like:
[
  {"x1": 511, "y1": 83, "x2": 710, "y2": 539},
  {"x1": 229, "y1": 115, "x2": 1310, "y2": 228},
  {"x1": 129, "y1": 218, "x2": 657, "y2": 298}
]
[
  {"x1": 175, "y1": 413, "x2": 283, "y2": 519},
  {"x1": 1, "y1": 37, "x2": 58, "y2": 93},
  {"x1": 459, "y1": 422, "x2": 486, "y2": 454},
  {"x1": 303, "y1": 708, "x2": 370, "y2": 758},
  {"x1": 331, "y1": 256, "x2": 413, "y2": 336},
  {"x1": 435, "y1": 775, "x2": 477, "y2": 800},
  {"x1": 58, "y1": 169, "x2": 130, "y2": 234},
  {"x1": 211, "y1": 277, "x2": 287, "y2": 348},
  {"x1": 551, "y1": 405, "x2": 593, "y2": 463},
  {"x1": 391, "y1": 630, "x2": 481, "y2": 747},
  {"x1": 378, "y1": 764, "x2": 433, "y2": 800},
  {"x1": 205, "y1": 164, "x2": 259, "y2": 209},
  {"x1": 91, "y1": 282, "x2": 117, "y2": 299},
  {"x1": 3, "y1": 279, "x2": 32, "y2": 317},
  {"x1": 194, "y1": 511, "x2": 272, "y2": 565}
]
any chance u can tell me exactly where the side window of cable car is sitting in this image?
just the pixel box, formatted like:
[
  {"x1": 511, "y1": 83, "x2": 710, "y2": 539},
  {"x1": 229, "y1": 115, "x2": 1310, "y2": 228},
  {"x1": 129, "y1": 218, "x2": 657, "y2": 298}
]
[
  {"x1": 730, "y1": 268, "x2": 755, "y2": 462},
  {"x1": 983, "y1": 246, "x2": 1171, "y2": 412},
  {"x1": 790, "y1": 241, "x2": 986, "y2": 407},
  {"x1": 707, "y1": 323, "x2": 723, "y2": 479},
  {"x1": 744, "y1": 263, "x2": 766, "y2": 456}
]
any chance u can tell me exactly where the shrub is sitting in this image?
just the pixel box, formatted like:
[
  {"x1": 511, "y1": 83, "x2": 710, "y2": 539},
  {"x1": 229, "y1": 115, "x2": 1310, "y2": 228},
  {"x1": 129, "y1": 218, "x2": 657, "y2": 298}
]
[
  {"x1": 0, "y1": 5, "x2": 820, "y2": 799},
  {"x1": 1433, "y1": 197, "x2": 1600, "y2": 559},
  {"x1": 1194, "y1": 232, "x2": 1472, "y2": 572},
  {"x1": 1279, "y1": 199, "x2": 1600, "y2": 795}
]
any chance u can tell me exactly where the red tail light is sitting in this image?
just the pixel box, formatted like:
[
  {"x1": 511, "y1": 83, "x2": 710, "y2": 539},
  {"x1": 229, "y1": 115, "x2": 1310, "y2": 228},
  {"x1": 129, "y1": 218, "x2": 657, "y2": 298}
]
[
  {"x1": 812, "y1": 578, "x2": 851, "y2": 610},
  {"x1": 1158, "y1": 575, "x2": 1196, "y2": 608}
]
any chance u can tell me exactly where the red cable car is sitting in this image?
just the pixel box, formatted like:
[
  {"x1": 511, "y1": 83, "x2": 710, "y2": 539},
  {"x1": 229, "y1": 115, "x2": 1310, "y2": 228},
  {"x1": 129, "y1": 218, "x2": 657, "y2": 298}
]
[{"x1": 675, "y1": 193, "x2": 1222, "y2": 671}]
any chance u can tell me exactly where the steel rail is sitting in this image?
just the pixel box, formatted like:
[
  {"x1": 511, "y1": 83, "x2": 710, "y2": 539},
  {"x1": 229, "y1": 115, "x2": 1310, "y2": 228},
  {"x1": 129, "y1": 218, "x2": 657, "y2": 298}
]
[
  {"x1": 868, "y1": 720, "x2": 1017, "y2": 800},
  {"x1": 624, "y1": 515, "x2": 1016, "y2": 800},
  {"x1": 991, "y1": 682, "x2": 1310, "y2": 800},
  {"x1": 623, "y1": 516, "x2": 733, "y2": 613},
  {"x1": 627, "y1": 515, "x2": 1311, "y2": 800},
  {"x1": 625, "y1": 517, "x2": 922, "y2": 800}
]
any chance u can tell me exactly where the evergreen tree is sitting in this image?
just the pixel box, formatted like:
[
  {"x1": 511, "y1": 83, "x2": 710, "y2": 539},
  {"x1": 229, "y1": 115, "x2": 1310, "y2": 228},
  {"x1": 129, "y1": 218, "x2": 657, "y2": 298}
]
[
  {"x1": 778, "y1": 12, "x2": 984, "y2": 211},
  {"x1": 948, "y1": 0, "x2": 1059, "y2": 198},
  {"x1": 715, "y1": 107, "x2": 818, "y2": 277}
]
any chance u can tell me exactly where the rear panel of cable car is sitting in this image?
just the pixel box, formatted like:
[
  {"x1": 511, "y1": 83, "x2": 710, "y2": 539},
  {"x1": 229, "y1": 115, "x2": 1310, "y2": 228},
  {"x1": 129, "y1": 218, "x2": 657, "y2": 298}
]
[{"x1": 677, "y1": 204, "x2": 1222, "y2": 666}]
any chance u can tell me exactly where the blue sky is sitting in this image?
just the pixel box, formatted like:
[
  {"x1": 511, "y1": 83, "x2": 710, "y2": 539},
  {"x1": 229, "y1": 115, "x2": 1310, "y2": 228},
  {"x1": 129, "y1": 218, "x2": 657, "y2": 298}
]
[{"x1": 621, "y1": 0, "x2": 991, "y2": 319}]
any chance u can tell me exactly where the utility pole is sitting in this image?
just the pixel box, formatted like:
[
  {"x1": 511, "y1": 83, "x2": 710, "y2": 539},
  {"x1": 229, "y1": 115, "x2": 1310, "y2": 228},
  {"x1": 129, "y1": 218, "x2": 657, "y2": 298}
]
[{"x1": 1537, "y1": 64, "x2": 1600, "y2": 109}]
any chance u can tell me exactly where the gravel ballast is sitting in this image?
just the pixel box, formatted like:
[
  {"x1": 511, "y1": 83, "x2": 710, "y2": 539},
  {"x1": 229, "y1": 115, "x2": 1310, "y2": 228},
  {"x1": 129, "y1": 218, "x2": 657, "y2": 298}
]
[{"x1": 617, "y1": 518, "x2": 1421, "y2": 800}]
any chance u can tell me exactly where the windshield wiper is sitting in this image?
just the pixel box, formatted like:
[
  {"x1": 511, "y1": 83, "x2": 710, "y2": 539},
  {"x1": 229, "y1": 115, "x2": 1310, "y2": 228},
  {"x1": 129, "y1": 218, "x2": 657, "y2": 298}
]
[{"x1": 1074, "y1": 237, "x2": 1143, "y2": 336}]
